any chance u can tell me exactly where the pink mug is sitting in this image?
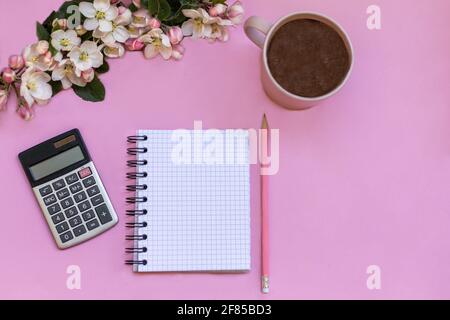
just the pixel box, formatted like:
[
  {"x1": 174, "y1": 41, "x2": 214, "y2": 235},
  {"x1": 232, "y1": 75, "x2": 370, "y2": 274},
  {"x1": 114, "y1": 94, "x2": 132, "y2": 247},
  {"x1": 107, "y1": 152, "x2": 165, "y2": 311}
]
[{"x1": 244, "y1": 12, "x2": 354, "y2": 110}]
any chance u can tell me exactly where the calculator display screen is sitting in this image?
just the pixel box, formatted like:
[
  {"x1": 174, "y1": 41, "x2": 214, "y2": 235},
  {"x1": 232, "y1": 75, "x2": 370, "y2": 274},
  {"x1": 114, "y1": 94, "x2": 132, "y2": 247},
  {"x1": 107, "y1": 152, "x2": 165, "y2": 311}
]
[{"x1": 29, "y1": 146, "x2": 85, "y2": 181}]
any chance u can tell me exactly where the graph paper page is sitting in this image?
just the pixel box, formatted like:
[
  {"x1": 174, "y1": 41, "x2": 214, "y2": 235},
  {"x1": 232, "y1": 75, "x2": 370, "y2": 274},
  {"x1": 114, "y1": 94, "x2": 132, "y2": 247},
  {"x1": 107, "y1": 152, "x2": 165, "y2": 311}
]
[{"x1": 134, "y1": 130, "x2": 250, "y2": 272}]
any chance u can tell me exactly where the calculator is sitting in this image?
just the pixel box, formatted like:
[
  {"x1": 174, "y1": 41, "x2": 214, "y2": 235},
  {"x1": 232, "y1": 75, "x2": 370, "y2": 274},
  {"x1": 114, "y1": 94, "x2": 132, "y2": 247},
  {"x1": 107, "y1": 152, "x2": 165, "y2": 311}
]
[{"x1": 19, "y1": 129, "x2": 118, "y2": 249}]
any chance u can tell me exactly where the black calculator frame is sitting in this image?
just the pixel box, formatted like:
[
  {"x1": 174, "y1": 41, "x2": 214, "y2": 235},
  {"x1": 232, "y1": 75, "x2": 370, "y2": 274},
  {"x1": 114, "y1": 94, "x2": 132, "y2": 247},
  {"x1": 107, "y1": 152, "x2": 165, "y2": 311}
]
[{"x1": 18, "y1": 129, "x2": 92, "y2": 188}]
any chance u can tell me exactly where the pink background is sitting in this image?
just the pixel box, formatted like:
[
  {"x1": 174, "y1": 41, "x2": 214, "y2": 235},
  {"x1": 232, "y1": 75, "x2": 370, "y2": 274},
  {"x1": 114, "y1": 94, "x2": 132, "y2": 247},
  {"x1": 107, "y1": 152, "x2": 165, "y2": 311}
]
[{"x1": 0, "y1": 0, "x2": 450, "y2": 299}]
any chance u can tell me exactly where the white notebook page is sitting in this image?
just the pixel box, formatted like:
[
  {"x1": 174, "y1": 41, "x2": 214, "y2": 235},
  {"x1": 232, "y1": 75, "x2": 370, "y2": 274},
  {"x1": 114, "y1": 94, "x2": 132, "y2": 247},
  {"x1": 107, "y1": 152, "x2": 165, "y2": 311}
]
[{"x1": 134, "y1": 130, "x2": 251, "y2": 272}]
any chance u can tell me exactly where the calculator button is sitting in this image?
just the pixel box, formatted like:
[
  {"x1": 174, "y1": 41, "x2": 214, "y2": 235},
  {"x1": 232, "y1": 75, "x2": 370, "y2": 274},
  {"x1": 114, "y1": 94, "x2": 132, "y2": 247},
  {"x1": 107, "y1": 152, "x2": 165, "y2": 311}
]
[
  {"x1": 82, "y1": 210, "x2": 96, "y2": 222},
  {"x1": 87, "y1": 185, "x2": 100, "y2": 197},
  {"x1": 39, "y1": 185, "x2": 52, "y2": 197},
  {"x1": 47, "y1": 203, "x2": 61, "y2": 215},
  {"x1": 64, "y1": 206, "x2": 78, "y2": 219},
  {"x1": 43, "y1": 194, "x2": 57, "y2": 206},
  {"x1": 60, "y1": 231, "x2": 74, "y2": 243},
  {"x1": 65, "y1": 173, "x2": 79, "y2": 185},
  {"x1": 69, "y1": 182, "x2": 83, "y2": 194},
  {"x1": 74, "y1": 191, "x2": 87, "y2": 203},
  {"x1": 73, "y1": 225, "x2": 87, "y2": 237},
  {"x1": 69, "y1": 216, "x2": 82, "y2": 228},
  {"x1": 83, "y1": 176, "x2": 96, "y2": 188},
  {"x1": 52, "y1": 213, "x2": 65, "y2": 224},
  {"x1": 55, "y1": 222, "x2": 70, "y2": 234},
  {"x1": 95, "y1": 204, "x2": 113, "y2": 225},
  {"x1": 56, "y1": 188, "x2": 70, "y2": 200},
  {"x1": 77, "y1": 200, "x2": 91, "y2": 212},
  {"x1": 52, "y1": 179, "x2": 66, "y2": 191},
  {"x1": 61, "y1": 197, "x2": 74, "y2": 209},
  {"x1": 86, "y1": 219, "x2": 100, "y2": 231},
  {"x1": 78, "y1": 167, "x2": 92, "y2": 179},
  {"x1": 91, "y1": 194, "x2": 104, "y2": 207}
]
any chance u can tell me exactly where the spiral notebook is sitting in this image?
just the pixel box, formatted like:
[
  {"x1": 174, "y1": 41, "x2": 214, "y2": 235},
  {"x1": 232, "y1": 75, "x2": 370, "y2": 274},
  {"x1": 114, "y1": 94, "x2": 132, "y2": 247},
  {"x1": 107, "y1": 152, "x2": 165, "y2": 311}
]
[{"x1": 126, "y1": 130, "x2": 251, "y2": 272}]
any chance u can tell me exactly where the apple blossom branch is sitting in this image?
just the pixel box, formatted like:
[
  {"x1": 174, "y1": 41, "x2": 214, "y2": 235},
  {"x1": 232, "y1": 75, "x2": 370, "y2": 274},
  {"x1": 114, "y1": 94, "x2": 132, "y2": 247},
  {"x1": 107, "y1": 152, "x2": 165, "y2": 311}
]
[{"x1": 0, "y1": 0, "x2": 244, "y2": 120}]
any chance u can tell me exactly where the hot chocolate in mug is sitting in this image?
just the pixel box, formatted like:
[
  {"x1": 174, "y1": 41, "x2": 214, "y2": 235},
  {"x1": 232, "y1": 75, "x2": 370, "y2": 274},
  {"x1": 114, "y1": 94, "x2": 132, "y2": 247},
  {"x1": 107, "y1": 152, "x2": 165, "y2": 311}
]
[{"x1": 244, "y1": 12, "x2": 354, "y2": 110}]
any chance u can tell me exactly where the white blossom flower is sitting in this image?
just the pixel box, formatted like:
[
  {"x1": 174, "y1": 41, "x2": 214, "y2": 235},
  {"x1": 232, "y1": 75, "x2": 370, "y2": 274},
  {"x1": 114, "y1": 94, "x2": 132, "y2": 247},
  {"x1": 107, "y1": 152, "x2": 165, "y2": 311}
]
[
  {"x1": 209, "y1": 23, "x2": 229, "y2": 42},
  {"x1": 181, "y1": 8, "x2": 218, "y2": 39},
  {"x1": 79, "y1": 0, "x2": 119, "y2": 33},
  {"x1": 23, "y1": 41, "x2": 54, "y2": 71},
  {"x1": 103, "y1": 42, "x2": 126, "y2": 58},
  {"x1": 51, "y1": 30, "x2": 81, "y2": 51},
  {"x1": 139, "y1": 28, "x2": 172, "y2": 60},
  {"x1": 20, "y1": 68, "x2": 52, "y2": 106},
  {"x1": 52, "y1": 59, "x2": 87, "y2": 89},
  {"x1": 227, "y1": 1, "x2": 244, "y2": 25},
  {"x1": 93, "y1": 7, "x2": 131, "y2": 45},
  {"x1": 68, "y1": 41, "x2": 104, "y2": 73}
]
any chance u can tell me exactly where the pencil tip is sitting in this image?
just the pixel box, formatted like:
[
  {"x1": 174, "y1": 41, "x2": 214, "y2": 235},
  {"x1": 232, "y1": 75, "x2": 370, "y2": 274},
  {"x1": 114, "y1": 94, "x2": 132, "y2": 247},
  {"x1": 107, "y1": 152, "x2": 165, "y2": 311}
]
[{"x1": 261, "y1": 114, "x2": 269, "y2": 129}]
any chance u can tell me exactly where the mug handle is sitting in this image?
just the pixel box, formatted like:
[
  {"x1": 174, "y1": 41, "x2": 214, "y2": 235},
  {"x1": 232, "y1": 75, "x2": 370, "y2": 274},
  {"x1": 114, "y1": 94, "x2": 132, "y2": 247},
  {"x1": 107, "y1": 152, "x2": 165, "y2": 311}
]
[{"x1": 244, "y1": 16, "x2": 272, "y2": 49}]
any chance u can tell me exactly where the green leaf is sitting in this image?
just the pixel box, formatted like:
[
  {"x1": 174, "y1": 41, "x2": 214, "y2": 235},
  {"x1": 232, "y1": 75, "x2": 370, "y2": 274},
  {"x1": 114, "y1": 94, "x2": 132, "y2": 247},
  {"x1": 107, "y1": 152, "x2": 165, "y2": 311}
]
[
  {"x1": 158, "y1": 0, "x2": 172, "y2": 20},
  {"x1": 36, "y1": 22, "x2": 50, "y2": 41},
  {"x1": 211, "y1": 0, "x2": 226, "y2": 4},
  {"x1": 50, "y1": 80, "x2": 63, "y2": 97},
  {"x1": 80, "y1": 30, "x2": 93, "y2": 42},
  {"x1": 148, "y1": 0, "x2": 159, "y2": 16},
  {"x1": 42, "y1": 10, "x2": 58, "y2": 30},
  {"x1": 49, "y1": 43, "x2": 58, "y2": 56},
  {"x1": 96, "y1": 60, "x2": 109, "y2": 74},
  {"x1": 165, "y1": 3, "x2": 196, "y2": 26},
  {"x1": 73, "y1": 77, "x2": 106, "y2": 102},
  {"x1": 180, "y1": 0, "x2": 200, "y2": 4},
  {"x1": 129, "y1": 3, "x2": 139, "y2": 12}
]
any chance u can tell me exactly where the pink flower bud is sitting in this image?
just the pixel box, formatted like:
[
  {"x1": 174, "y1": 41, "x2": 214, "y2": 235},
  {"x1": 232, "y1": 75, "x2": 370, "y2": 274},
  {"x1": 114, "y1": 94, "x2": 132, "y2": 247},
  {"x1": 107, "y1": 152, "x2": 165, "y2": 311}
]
[
  {"x1": 81, "y1": 69, "x2": 95, "y2": 82},
  {"x1": 148, "y1": 18, "x2": 161, "y2": 29},
  {"x1": 171, "y1": 44, "x2": 185, "y2": 61},
  {"x1": 0, "y1": 89, "x2": 8, "y2": 110},
  {"x1": 227, "y1": 1, "x2": 244, "y2": 24},
  {"x1": 1, "y1": 68, "x2": 16, "y2": 84},
  {"x1": 209, "y1": 4, "x2": 227, "y2": 17},
  {"x1": 8, "y1": 55, "x2": 25, "y2": 70},
  {"x1": 111, "y1": 0, "x2": 120, "y2": 4},
  {"x1": 53, "y1": 19, "x2": 68, "y2": 30},
  {"x1": 18, "y1": 105, "x2": 33, "y2": 121},
  {"x1": 168, "y1": 26, "x2": 183, "y2": 45},
  {"x1": 125, "y1": 38, "x2": 145, "y2": 51},
  {"x1": 132, "y1": 0, "x2": 141, "y2": 8},
  {"x1": 36, "y1": 41, "x2": 49, "y2": 55},
  {"x1": 118, "y1": 6, "x2": 127, "y2": 15}
]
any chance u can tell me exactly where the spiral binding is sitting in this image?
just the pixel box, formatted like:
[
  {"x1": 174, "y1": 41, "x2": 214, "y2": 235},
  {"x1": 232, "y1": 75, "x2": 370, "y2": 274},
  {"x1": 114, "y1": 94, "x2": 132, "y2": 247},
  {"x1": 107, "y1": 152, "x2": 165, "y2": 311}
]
[{"x1": 126, "y1": 134, "x2": 149, "y2": 266}]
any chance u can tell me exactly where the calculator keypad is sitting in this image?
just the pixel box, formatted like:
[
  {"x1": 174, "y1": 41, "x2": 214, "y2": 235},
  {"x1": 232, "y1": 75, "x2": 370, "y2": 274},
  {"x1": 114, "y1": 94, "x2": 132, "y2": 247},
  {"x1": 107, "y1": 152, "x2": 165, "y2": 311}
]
[
  {"x1": 69, "y1": 182, "x2": 83, "y2": 194},
  {"x1": 65, "y1": 173, "x2": 79, "y2": 185},
  {"x1": 52, "y1": 179, "x2": 66, "y2": 191},
  {"x1": 39, "y1": 185, "x2": 52, "y2": 197},
  {"x1": 69, "y1": 216, "x2": 83, "y2": 227},
  {"x1": 56, "y1": 188, "x2": 70, "y2": 200},
  {"x1": 95, "y1": 204, "x2": 113, "y2": 224},
  {"x1": 87, "y1": 185, "x2": 100, "y2": 197},
  {"x1": 83, "y1": 177, "x2": 96, "y2": 188},
  {"x1": 37, "y1": 165, "x2": 116, "y2": 247},
  {"x1": 61, "y1": 197, "x2": 74, "y2": 209},
  {"x1": 74, "y1": 191, "x2": 87, "y2": 203},
  {"x1": 64, "y1": 206, "x2": 78, "y2": 218},
  {"x1": 56, "y1": 222, "x2": 70, "y2": 234},
  {"x1": 47, "y1": 203, "x2": 61, "y2": 215},
  {"x1": 60, "y1": 231, "x2": 74, "y2": 243},
  {"x1": 44, "y1": 194, "x2": 57, "y2": 206}
]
